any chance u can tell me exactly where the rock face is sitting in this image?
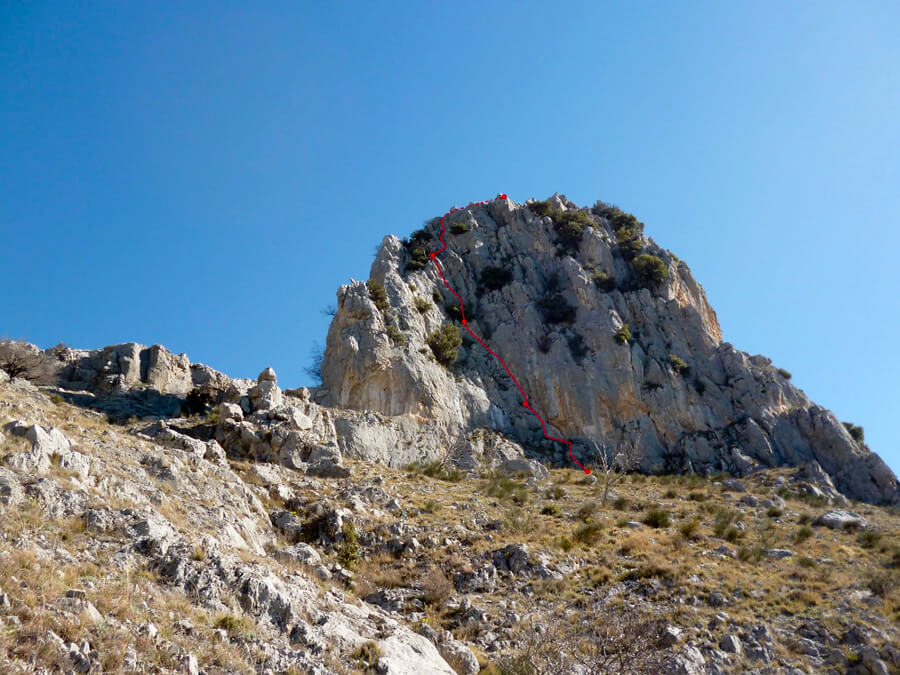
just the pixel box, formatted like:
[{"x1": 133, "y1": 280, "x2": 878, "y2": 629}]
[{"x1": 321, "y1": 194, "x2": 898, "y2": 505}]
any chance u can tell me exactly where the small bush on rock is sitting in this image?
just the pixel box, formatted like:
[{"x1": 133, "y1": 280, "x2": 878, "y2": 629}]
[
  {"x1": 426, "y1": 324, "x2": 462, "y2": 367},
  {"x1": 667, "y1": 354, "x2": 690, "y2": 376},
  {"x1": 450, "y1": 222, "x2": 469, "y2": 235},
  {"x1": 614, "y1": 324, "x2": 631, "y2": 345},
  {"x1": 367, "y1": 280, "x2": 389, "y2": 313},
  {"x1": 538, "y1": 293, "x2": 576, "y2": 324},
  {"x1": 632, "y1": 254, "x2": 668, "y2": 286}
]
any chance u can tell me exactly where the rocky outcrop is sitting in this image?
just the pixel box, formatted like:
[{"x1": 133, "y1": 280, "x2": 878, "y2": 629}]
[{"x1": 321, "y1": 195, "x2": 898, "y2": 504}]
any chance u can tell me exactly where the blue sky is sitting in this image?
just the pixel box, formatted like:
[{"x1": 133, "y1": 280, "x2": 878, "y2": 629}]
[{"x1": 2, "y1": 2, "x2": 898, "y2": 473}]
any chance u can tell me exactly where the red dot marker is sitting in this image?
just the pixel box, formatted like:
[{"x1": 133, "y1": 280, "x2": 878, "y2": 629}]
[{"x1": 500, "y1": 194, "x2": 507, "y2": 200}]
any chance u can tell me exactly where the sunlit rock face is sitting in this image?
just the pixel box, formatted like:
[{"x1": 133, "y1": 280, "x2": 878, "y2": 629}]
[{"x1": 321, "y1": 194, "x2": 898, "y2": 505}]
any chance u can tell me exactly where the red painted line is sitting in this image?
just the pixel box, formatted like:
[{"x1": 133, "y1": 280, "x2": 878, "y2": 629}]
[{"x1": 430, "y1": 194, "x2": 590, "y2": 474}]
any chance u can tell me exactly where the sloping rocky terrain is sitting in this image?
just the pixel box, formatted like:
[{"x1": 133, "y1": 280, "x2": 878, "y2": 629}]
[{"x1": 0, "y1": 360, "x2": 899, "y2": 674}]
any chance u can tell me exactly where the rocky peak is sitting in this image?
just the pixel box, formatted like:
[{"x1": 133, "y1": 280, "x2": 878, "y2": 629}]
[{"x1": 321, "y1": 194, "x2": 898, "y2": 505}]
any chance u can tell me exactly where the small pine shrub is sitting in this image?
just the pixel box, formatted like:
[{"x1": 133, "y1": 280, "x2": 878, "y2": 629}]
[
  {"x1": 432, "y1": 288, "x2": 442, "y2": 303},
  {"x1": 541, "y1": 504, "x2": 561, "y2": 516},
  {"x1": 592, "y1": 270, "x2": 616, "y2": 291},
  {"x1": 552, "y1": 209, "x2": 593, "y2": 250},
  {"x1": 385, "y1": 323, "x2": 406, "y2": 347},
  {"x1": 414, "y1": 297, "x2": 432, "y2": 314},
  {"x1": 367, "y1": 280, "x2": 389, "y2": 313},
  {"x1": 480, "y1": 265, "x2": 513, "y2": 291},
  {"x1": 642, "y1": 508, "x2": 671, "y2": 528},
  {"x1": 427, "y1": 324, "x2": 462, "y2": 366},
  {"x1": 632, "y1": 254, "x2": 668, "y2": 287},
  {"x1": 843, "y1": 422, "x2": 865, "y2": 443},
  {"x1": 537, "y1": 334, "x2": 552, "y2": 354},
  {"x1": 776, "y1": 367, "x2": 792, "y2": 379},
  {"x1": 403, "y1": 228, "x2": 432, "y2": 271},
  {"x1": 614, "y1": 324, "x2": 631, "y2": 345},
  {"x1": 337, "y1": 521, "x2": 361, "y2": 570},
  {"x1": 450, "y1": 223, "x2": 470, "y2": 235},
  {"x1": 667, "y1": 354, "x2": 690, "y2": 376},
  {"x1": 530, "y1": 199, "x2": 554, "y2": 217}
]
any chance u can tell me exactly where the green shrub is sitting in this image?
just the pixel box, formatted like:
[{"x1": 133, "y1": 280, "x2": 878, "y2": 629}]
[
  {"x1": 766, "y1": 506, "x2": 784, "y2": 518},
  {"x1": 484, "y1": 474, "x2": 528, "y2": 505},
  {"x1": 599, "y1": 207, "x2": 644, "y2": 258},
  {"x1": 367, "y1": 279, "x2": 389, "y2": 313},
  {"x1": 406, "y1": 460, "x2": 463, "y2": 482},
  {"x1": 667, "y1": 354, "x2": 690, "y2": 376},
  {"x1": 614, "y1": 324, "x2": 631, "y2": 345},
  {"x1": 545, "y1": 485, "x2": 566, "y2": 500},
  {"x1": 538, "y1": 293, "x2": 576, "y2": 324},
  {"x1": 450, "y1": 223, "x2": 469, "y2": 235},
  {"x1": 688, "y1": 491, "x2": 709, "y2": 502},
  {"x1": 592, "y1": 270, "x2": 616, "y2": 291},
  {"x1": 414, "y1": 297, "x2": 432, "y2": 314},
  {"x1": 613, "y1": 496, "x2": 629, "y2": 510},
  {"x1": 866, "y1": 570, "x2": 898, "y2": 599},
  {"x1": 712, "y1": 508, "x2": 739, "y2": 537},
  {"x1": 541, "y1": 504, "x2": 561, "y2": 516},
  {"x1": 632, "y1": 254, "x2": 668, "y2": 286},
  {"x1": 385, "y1": 323, "x2": 406, "y2": 346},
  {"x1": 663, "y1": 487, "x2": 678, "y2": 499},
  {"x1": 480, "y1": 265, "x2": 513, "y2": 291},
  {"x1": 575, "y1": 501, "x2": 598, "y2": 522},
  {"x1": 679, "y1": 518, "x2": 701, "y2": 540},
  {"x1": 432, "y1": 288, "x2": 442, "y2": 303},
  {"x1": 776, "y1": 367, "x2": 792, "y2": 379},
  {"x1": 423, "y1": 499, "x2": 440, "y2": 513},
  {"x1": 843, "y1": 422, "x2": 865, "y2": 443},
  {"x1": 558, "y1": 536, "x2": 574, "y2": 552},
  {"x1": 530, "y1": 199, "x2": 554, "y2": 217},
  {"x1": 737, "y1": 544, "x2": 765, "y2": 563},
  {"x1": 445, "y1": 302, "x2": 463, "y2": 322},
  {"x1": 403, "y1": 228, "x2": 432, "y2": 271},
  {"x1": 724, "y1": 526, "x2": 743, "y2": 543},
  {"x1": 858, "y1": 530, "x2": 883, "y2": 549},
  {"x1": 426, "y1": 324, "x2": 462, "y2": 366},
  {"x1": 574, "y1": 521, "x2": 603, "y2": 546},
  {"x1": 337, "y1": 521, "x2": 361, "y2": 570},
  {"x1": 553, "y1": 210, "x2": 593, "y2": 250},
  {"x1": 643, "y1": 508, "x2": 671, "y2": 528}
]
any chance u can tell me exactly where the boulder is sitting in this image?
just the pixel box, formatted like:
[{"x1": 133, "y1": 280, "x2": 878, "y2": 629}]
[{"x1": 813, "y1": 510, "x2": 868, "y2": 530}]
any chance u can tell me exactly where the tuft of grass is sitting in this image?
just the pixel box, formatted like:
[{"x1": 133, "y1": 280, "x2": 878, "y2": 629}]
[
  {"x1": 857, "y1": 530, "x2": 883, "y2": 549},
  {"x1": 540, "y1": 504, "x2": 561, "y2": 517},
  {"x1": 766, "y1": 506, "x2": 784, "y2": 518},
  {"x1": 575, "y1": 501, "x2": 598, "y2": 522},
  {"x1": 406, "y1": 460, "x2": 463, "y2": 482},
  {"x1": 352, "y1": 641, "x2": 383, "y2": 670},
  {"x1": 642, "y1": 508, "x2": 671, "y2": 529},
  {"x1": 612, "y1": 496, "x2": 629, "y2": 510},
  {"x1": 678, "y1": 518, "x2": 701, "y2": 541},
  {"x1": 484, "y1": 474, "x2": 528, "y2": 505},
  {"x1": 712, "y1": 508, "x2": 739, "y2": 538},
  {"x1": 573, "y1": 521, "x2": 603, "y2": 546},
  {"x1": 794, "y1": 526, "x2": 814, "y2": 544},
  {"x1": 414, "y1": 297, "x2": 432, "y2": 314},
  {"x1": 663, "y1": 487, "x2": 678, "y2": 499}
]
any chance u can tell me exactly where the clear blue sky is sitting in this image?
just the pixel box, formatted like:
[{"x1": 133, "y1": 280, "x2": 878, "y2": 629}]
[{"x1": 2, "y1": 2, "x2": 898, "y2": 473}]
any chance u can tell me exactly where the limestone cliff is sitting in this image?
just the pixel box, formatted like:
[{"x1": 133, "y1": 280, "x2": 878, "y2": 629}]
[{"x1": 321, "y1": 194, "x2": 898, "y2": 505}]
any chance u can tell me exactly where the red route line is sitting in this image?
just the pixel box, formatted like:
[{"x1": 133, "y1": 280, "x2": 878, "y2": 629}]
[{"x1": 429, "y1": 194, "x2": 591, "y2": 474}]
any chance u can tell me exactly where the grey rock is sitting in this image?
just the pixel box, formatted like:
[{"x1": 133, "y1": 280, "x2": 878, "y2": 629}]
[
  {"x1": 719, "y1": 634, "x2": 742, "y2": 655},
  {"x1": 454, "y1": 564, "x2": 498, "y2": 593},
  {"x1": 813, "y1": 510, "x2": 868, "y2": 530},
  {"x1": 274, "y1": 543, "x2": 322, "y2": 567},
  {"x1": 499, "y1": 457, "x2": 549, "y2": 481},
  {"x1": 492, "y1": 544, "x2": 530, "y2": 574},
  {"x1": 767, "y1": 548, "x2": 794, "y2": 559},
  {"x1": 258, "y1": 367, "x2": 278, "y2": 383}
]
